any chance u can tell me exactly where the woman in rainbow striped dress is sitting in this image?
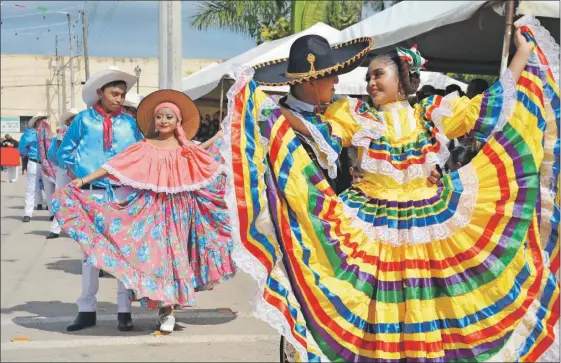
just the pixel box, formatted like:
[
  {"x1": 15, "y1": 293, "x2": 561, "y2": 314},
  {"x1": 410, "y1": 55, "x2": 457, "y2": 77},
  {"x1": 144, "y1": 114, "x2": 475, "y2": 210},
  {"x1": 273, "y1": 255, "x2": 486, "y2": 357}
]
[{"x1": 221, "y1": 15, "x2": 559, "y2": 362}]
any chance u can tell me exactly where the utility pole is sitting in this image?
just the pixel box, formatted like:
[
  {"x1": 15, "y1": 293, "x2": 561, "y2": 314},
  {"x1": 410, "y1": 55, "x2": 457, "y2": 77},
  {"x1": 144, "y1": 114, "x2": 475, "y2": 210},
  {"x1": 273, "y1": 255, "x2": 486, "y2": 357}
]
[
  {"x1": 81, "y1": 9, "x2": 90, "y2": 82},
  {"x1": 67, "y1": 12, "x2": 75, "y2": 108},
  {"x1": 55, "y1": 35, "x2": 62, "y2": 120},
  {"x1": 158, "y1": 1, "x2": 182, "y2": 90}
]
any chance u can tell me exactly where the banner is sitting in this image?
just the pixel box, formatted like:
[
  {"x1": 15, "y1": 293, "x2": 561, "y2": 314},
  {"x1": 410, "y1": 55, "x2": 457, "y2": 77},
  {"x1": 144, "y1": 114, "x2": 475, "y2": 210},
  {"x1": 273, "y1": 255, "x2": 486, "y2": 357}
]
[{"x1": 0, "y1": 117, "x2": 21, "y2": 133}]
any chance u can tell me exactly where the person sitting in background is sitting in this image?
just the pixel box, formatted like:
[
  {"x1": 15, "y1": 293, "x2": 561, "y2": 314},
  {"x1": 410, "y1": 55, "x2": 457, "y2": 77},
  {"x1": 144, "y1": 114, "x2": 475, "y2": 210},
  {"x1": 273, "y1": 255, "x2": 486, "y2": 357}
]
[
  {"x1": 466, "y1": 78, "x2": 490, "y2": 99},
  {"x1": 415, "y1": 84, "x2": 436, "y2": 103},
  {"x1": 445, "y1": 84, "x2": 465, "y2": 97},
  {"x1": 1, "y1": 134, "x2": 20, "y2": 180}
]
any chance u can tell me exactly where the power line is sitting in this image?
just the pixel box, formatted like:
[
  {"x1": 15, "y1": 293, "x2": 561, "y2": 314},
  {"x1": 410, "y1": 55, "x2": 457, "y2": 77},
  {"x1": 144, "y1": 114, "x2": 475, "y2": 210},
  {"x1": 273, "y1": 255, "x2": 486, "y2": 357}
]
[
  {"x1": 0, "y1": 5, "x2": 82, "y2": 20},
  {"x1": 2, "y1": 21, "x2": 67, "y2": 32},
  {"x1": 90, "y1": 1, "x2": 119, "y2": 49}
]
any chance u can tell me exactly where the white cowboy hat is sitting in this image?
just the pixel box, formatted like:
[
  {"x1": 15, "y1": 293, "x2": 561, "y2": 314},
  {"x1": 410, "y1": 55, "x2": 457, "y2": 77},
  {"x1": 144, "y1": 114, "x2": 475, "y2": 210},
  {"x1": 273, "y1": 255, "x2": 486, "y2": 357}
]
[
  {"x1": 28, "y1": 111, "x2": 49, "y2": 128},
  {"x1": 82, "y1": 66, "x2": 138, "y2": 107},
  {"x1": 123, "y1": 92, "x2": 144, "y2": 109},
  {"x1": 60, "y1": 108, "x2": 79, "y2": 124}
]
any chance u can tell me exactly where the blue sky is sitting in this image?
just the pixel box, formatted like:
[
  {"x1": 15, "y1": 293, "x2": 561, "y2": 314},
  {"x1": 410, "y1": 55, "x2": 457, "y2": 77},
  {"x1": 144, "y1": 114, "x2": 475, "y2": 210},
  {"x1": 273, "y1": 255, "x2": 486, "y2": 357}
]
[{"x1": 0, "y1": 1, "x2": 257, "y2": 60}]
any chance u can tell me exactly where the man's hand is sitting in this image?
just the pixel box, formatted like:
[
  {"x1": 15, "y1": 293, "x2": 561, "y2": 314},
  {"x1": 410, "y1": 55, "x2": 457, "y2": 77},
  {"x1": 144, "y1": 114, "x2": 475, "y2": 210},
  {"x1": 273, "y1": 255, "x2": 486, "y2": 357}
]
[{"x1": 426, "y1": 168, "x2": 442, "y2": 187}]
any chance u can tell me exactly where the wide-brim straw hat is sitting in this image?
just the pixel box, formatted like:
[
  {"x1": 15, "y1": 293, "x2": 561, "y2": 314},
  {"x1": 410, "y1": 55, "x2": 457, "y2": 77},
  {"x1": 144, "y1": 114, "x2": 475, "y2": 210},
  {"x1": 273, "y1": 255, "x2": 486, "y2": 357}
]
[
  {"x1": 252, "y1": 35, "x2": 373, "y2": 86},
  {"x1": 60, "y1": 108, "x2": 79, "y2": 125},
  {"x1": 136, "y1": 89, "x2": 200, "y2": 140},
  {"x1": 28, "y1": 111, "x2": 49, "y2": 128},
  {"x1": 82, "y1": 66, "x2": 138, "y2": 107},
  {"x1": 123, "y1": 92, "x2": 144, "y2": 109}
]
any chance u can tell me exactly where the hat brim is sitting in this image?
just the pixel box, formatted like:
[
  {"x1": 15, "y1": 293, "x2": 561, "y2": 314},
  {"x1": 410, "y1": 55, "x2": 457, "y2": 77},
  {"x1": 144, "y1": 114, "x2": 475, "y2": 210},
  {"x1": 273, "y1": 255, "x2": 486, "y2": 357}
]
[
  {"x1": 252, "y1": 37, "x2": 373, "y2": 86},
  {"x1": 60, "y1": 110, "x2": 78, "y2": 124},
  {"x1": 28, "y1": 114, "x2": 48, "y2": 128},
  {"x1": 136, "y1": 90, "x2": 200, "y2": 140},
  {"x1": 82, "y1": 69, "x2": 138, "y2": 107}
]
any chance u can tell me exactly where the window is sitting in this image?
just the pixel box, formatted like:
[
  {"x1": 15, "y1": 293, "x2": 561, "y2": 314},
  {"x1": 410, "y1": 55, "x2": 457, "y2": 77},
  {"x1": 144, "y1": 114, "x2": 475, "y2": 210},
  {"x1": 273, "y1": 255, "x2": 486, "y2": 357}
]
[{"x1": 20, "y1": 116, "x2": 31, "y2": 132}]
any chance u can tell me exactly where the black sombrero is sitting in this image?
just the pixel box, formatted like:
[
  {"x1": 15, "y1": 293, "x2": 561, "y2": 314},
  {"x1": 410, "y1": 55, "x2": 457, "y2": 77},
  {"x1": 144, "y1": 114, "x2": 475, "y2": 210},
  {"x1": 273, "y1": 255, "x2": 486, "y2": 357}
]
[{"x1": 252, "y1": 35, "x2": 373, "y2": 86}]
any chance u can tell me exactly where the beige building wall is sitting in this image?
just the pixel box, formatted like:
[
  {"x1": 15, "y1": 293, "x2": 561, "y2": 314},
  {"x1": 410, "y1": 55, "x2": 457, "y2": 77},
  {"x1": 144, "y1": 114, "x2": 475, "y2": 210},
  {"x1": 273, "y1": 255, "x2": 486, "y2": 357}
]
[{"x1": 0, "y1": 54, "x2": 221, "y2": 140}]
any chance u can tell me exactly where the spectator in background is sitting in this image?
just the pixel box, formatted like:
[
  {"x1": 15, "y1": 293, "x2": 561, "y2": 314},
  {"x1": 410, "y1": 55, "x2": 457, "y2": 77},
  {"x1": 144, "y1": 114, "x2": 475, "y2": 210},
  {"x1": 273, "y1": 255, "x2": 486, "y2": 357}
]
[
  {"x1": 123, "y1": 92, "x2": 143, "y2": 119},
  {"x1": 466, "y1": 78, "x2": 490, "y2": 99},
  {"x1": 416, "y1": 85, "x2": 436, "y2": 103},
  {"x1": 445, "y1": 84, "x2": 465, "y2": 97},
  {"x1": 210, "y1": 111, "x2": 220, "y2": 136},
  {"x1": 2, "y1": 134, "x2": 20, "y2": 182},
  {"x1": 195, "y1": 113, "x2": 212, "y2": 142},
  {"x1": 18, "y1": 113, "x2": 46, "y2": 222}
]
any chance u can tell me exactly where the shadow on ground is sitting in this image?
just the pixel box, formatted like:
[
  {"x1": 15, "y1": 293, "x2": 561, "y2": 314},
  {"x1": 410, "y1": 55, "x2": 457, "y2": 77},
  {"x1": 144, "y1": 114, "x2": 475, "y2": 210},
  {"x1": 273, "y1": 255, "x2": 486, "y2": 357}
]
[
  {"x1": 1, "y1": 301, "x2": 237, "y2": 336},
  {"x1": 45, "y1": 259, "x2": 115, "y2": 279}
]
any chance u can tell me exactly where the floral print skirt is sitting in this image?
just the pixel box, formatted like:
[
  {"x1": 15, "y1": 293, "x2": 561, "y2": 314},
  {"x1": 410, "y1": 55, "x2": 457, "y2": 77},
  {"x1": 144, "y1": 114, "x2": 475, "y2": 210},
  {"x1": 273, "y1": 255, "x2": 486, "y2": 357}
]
[{"x1": 52, "y1": 176, "x2": 235, "y2": 309}]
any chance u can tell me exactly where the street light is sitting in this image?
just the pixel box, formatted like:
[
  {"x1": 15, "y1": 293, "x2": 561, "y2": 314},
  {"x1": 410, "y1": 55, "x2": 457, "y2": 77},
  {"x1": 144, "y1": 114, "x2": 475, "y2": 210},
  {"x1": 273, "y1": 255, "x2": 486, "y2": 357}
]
[{"x1": 134, "y1": 65, "x2": 142, "y2": 93}]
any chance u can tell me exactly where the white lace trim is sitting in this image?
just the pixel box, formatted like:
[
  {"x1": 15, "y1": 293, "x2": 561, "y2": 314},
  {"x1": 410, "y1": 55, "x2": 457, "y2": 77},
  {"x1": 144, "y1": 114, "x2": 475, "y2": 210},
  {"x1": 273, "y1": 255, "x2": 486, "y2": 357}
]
[
  {"x1": 430, "y1": 68, "x2": 516, "y2": 146},
  {"x1": 292, "y1": 111, "x2": 339, "y2": 179},
  {"x1": 515, "y1": 15, "x2": 560, "y2": 85},
  {"x1": 353, "y1": 129, "x2": 450, "y2": 185},
  {"x1": 488, "y1": 296, "x2": 559, "y2": 362},
  {"x1": 101, "y1": 164, "x2": 225, "y2": 194},
  {"x1": 221, "y1": 67, "x2": 324, "y2": 362},
  {"x1": 346, "y1": 97, "x2": 385, "y2": 136},
  {"x1": 340, "y1": 163, "x2": 478, "y2": 245},
  {"x1": 290, "y1": 97, "x2": 385, "y2": 180},
  {"x1": 487, "y1": 68, "x2": 517, "y2": 142}
]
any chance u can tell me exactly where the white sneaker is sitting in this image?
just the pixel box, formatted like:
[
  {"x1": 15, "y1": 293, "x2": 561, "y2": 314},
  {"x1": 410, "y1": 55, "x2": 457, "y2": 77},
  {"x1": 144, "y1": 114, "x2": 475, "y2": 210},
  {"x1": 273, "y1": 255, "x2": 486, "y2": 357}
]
[{"x1": 159, "y1": 315, "x2": 175, "y2": 333}]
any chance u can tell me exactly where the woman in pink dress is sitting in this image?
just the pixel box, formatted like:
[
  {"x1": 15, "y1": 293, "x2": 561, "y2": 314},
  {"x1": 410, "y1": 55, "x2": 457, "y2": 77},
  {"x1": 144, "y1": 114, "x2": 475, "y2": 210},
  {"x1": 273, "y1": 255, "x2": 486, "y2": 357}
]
[{"x1": 52, "y1": 90, "x2": 235, "y2": 333}]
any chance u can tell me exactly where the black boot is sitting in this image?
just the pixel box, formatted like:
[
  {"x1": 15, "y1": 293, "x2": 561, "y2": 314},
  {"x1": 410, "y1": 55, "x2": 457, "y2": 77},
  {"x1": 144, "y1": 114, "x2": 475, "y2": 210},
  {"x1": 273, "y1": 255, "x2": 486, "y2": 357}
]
[
  {"x1": 49, "y1": 215, "x2": 55, "y2": 221},
  {"x1": 46, "y1": 232, "x2": 59, "y2": 240},
  {"x1": 22, "y1": 216, "x2": 31, "y2": 223},
  {"x1": 117, "y1": 313, "x2": 133, "y2": 331},
  {"x1": 36, "y1": 204, "x2": 43, "y2": 211},
  {"x1": 67, "y1": 312, "x2": 96, "y2": 332}
]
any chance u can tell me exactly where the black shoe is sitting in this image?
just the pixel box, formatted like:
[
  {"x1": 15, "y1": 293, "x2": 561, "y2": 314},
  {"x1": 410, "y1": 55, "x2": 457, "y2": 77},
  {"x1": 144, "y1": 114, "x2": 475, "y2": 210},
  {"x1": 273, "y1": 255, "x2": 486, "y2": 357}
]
[
  {"x1": 22, "y1": 216, "x2": 31, "y2": 223},
  {"x1": 67, "y1": 312, "x2": 96, "y2": 332},
  {"x1": 117, "y1": 313, "x2": 133, "y2": 332},
  {"x1": 49, "y1": 215, "x2": 55, "y2": 221},
  {"x1": 99, "y1": 270, "x2": 104, "y2": 277},
  {"x1": 36, "y1": 204, "x2": 43, "y2": 211},
  {"x1": 46, "y1": 232, "x2": 59, "y2": 240}
]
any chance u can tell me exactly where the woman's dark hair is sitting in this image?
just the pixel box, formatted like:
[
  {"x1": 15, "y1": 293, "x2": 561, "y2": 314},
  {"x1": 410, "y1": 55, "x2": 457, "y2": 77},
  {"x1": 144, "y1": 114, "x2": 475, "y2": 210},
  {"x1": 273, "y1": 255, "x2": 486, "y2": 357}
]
[
  {"x1": 100, "y1": 80, "x2": 127, "y2": 92},
  {"x1": 369, "y1": 50, "x2": 421, "y2": 95}
]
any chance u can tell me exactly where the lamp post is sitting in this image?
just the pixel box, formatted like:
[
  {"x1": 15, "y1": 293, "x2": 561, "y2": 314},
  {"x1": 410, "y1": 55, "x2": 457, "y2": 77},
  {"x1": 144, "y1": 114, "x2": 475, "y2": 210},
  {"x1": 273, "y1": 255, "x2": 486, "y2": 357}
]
[{"x1": 134, "y1": 65, "x2": 142, "y2": 93}]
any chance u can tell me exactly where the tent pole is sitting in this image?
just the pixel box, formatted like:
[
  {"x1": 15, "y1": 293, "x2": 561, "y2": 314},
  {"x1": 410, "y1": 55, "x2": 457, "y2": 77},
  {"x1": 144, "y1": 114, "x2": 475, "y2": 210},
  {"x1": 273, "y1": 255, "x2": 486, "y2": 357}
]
[
  {"x1": 219, "y1": 78, "x2": 225, "y2": 124},
  {"x1": 499, "y1": 0, "x2": 516, "y2": 75}
]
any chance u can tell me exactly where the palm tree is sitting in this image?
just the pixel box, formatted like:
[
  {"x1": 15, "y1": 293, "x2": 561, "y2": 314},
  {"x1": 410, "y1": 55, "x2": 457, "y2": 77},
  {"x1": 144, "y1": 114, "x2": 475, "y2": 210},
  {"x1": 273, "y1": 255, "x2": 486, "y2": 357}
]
[
  {"x1": 191, "y1": 0, "x2": 401, "y2": 43},
  {"x1": 190, "y1": 0, "x2": 290, "y2": 41}
]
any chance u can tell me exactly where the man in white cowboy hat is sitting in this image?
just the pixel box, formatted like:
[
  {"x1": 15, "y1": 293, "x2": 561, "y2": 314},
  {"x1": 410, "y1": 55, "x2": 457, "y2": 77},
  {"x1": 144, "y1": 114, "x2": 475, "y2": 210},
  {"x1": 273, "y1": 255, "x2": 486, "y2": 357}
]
[
  {"x1": 122, "y1": 91, "x2": 143, "y2": 119},
  {"x1": 18, "y1": 112, "x2": 48, "y2": 222},
  {"x1": 57, "y1": 66, "x2": 142, "y2": 332},
  {"x1": 45, "y1": 108, "x2": 79, "y2": 240}
]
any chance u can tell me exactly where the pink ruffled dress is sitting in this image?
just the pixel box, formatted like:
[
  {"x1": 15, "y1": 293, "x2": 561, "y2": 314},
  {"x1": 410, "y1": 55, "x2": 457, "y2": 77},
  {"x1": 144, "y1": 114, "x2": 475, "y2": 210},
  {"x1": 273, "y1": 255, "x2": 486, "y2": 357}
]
[{"x1": 52, "y1": 139, "x2": 235, "y2": 309}]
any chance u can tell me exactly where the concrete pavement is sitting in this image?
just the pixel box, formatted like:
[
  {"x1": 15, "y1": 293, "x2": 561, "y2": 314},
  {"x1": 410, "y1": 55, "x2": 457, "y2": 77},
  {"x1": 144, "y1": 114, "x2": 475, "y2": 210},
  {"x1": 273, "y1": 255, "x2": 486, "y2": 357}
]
[{"x1": 0, "y1": 172, "x2": 279, "y2": 362}]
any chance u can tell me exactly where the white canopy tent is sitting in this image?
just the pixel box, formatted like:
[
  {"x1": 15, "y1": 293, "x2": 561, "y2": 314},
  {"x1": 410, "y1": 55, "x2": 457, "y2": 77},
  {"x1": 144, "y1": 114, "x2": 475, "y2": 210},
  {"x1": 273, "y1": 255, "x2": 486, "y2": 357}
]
[
  {"x1": 261, "y1": 67, "x2": 467, "y2": 96},
  {"x1": 182, "y1": 22, "x2": 340, "y2": 101},
  {"x1": 328, "y1": 0, "x2": 559, "y2": 75}
]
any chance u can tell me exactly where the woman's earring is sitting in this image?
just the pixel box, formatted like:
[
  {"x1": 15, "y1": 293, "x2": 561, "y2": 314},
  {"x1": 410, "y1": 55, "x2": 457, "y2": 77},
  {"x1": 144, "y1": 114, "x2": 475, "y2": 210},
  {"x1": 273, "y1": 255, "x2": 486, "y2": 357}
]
[{"x1": 398, "y1": 89, "x2": 406, "y2": 101}]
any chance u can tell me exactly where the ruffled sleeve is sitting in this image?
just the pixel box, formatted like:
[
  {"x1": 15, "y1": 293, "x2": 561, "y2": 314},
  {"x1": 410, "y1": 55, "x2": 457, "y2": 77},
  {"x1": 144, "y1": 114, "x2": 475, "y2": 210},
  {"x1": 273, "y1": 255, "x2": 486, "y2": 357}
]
[
  {"x1": 102, "y1": 140, "x2": 223, "y2": 193},
  {"x1": 290, "y1": 97, "x2": 384, "y2": 179},
  {"x1": 420, "y1": 69, "x2": 516, "y2": 142}
]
